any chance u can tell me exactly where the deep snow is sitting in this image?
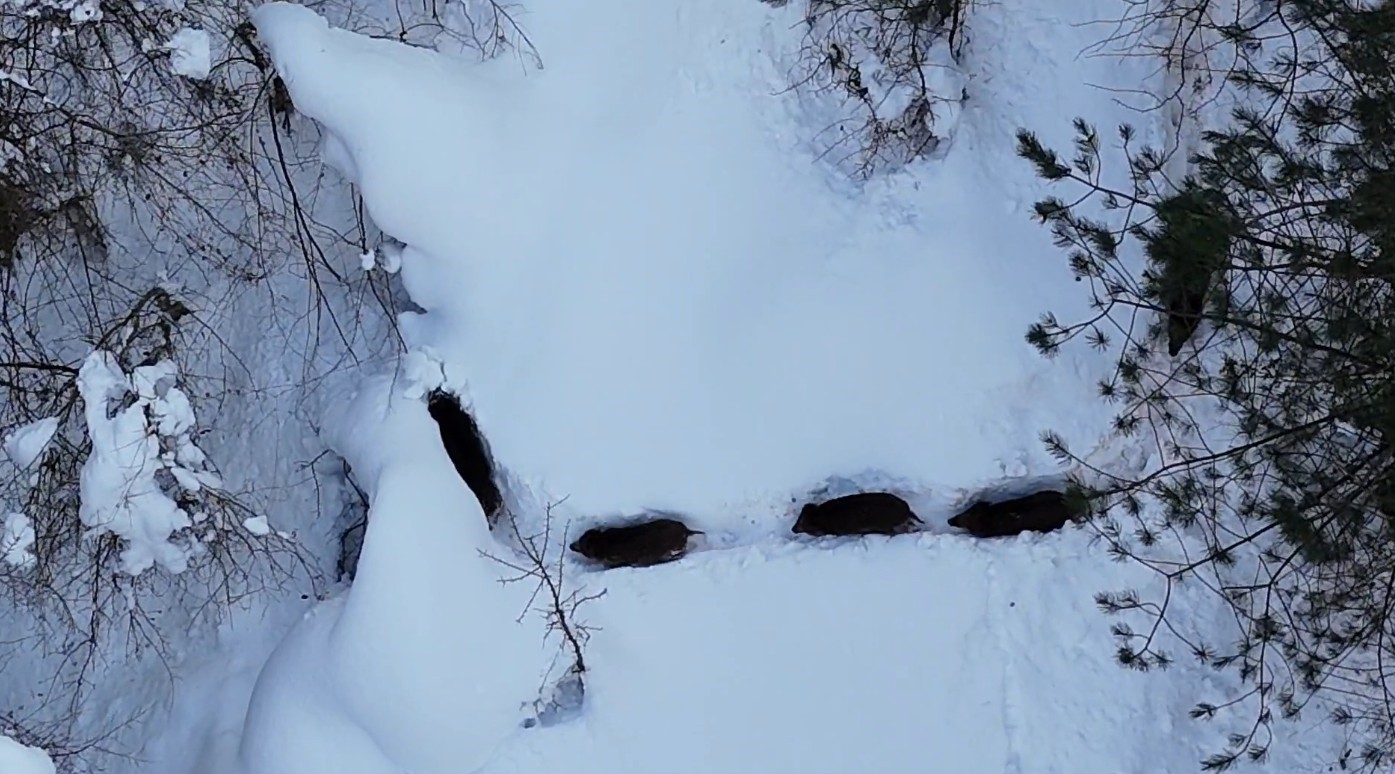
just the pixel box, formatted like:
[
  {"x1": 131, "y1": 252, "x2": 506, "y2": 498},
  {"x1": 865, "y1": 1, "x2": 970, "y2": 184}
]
[
  {"x1": 127, "y1": 0, "x2": 1349, "y2": 772},
  {"x1": 248, "y1": 0, "x2": 1142, "y2": 527},
  {"x1": 220, "y1": 363, "x2": 1339, "y2": 774},
  {"x1": 0, "y1": 735, "x2": 56, "y2": 774},
  {"x1": 235, "y1": 369, "x2": 549, "y2": 774}
]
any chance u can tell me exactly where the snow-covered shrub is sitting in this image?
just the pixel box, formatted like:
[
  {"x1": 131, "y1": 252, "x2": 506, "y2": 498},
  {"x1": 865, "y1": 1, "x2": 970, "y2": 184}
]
[
  {"x1": 483, "y1": 503, "x2": 602, "y2": 730},
  {"x1": 0, "y1": 0, "x2": 468, "y2": 766},
  {"x1": 0, "y1": 333, "x2": 298, "y2": 596},
  {"x1": 76, "y1": 350, "x2": 227, "y2": 575},
  {"x1": 0, "y1": 294, "x2": 317, "y2": 771},
  {"x1": 767, "y1": 0, "x2": 971, "y2": 176},
  {"x1": 0, "y1": 0, "x2": 307, "y2": 599},
  {"x1": 0, "y1": 0, "x2": 269, "y2": 271}
]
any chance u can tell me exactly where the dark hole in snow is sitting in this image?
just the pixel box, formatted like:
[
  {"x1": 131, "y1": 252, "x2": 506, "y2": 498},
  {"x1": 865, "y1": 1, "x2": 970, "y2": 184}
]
[
  {"x1": 425, "y1": 389, "x2": 503, "y2": 522},
  {"x1": 339, "y1": 515, "x2": 367, "y2": 582},
  {"x1": 336, "y1": 460, "x2": 370, "y2": 582},
  {"x1": 792, "y1": 491, "x2": 921, "y2": 537},
  {"x1": 569, "y1": 516, "x2": 703, "y2": 569},
  {"x1": 947, "y1": 488, "x2": 1081, "y2": 539},
  {"x1": 521, "y1": 668, "x2": 585, "y2": 729}
]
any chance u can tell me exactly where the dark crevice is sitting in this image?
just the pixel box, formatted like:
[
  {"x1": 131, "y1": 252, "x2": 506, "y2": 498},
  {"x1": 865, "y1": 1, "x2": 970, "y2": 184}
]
[
  {"x1": 336, "y1": 459, "x2": 370, "y2": 582},
  {"x1": 426, "y1": 389, "x2": 504, "y2": 521}
]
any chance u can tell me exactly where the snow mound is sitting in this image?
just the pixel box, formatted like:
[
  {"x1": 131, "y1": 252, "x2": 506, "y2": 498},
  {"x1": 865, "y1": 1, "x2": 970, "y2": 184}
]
[
  {"x1": 165, "y1": 27, "x2": 212, "y2": 79},
  {"x1": 3, "y1": 416, "x2": 58, "y2": 469},
  {"x1": 0, "y1": 736, "x2": 56, "y2": 774},
  {"x1": 235, "y1": 369, "x2": 547, "y2": 774},
  {"x1": 250, "y1": 0, "x2": 1147, "y2": 524}
]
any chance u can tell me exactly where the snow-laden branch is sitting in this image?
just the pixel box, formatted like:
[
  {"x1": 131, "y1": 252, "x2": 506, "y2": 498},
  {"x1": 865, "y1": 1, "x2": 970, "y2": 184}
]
[{"x1": 76, "y1": 350, "x2": 226, "y2": 575}]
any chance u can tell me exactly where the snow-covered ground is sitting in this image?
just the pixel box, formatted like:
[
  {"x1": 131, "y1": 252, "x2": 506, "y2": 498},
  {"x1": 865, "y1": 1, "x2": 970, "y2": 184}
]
[
  {"x1": 52, "y1": 0, "x2": 1348, "y2": 770},
  {"x1": 0, "y1": 735, "x2": 56, "y2": 774},
  {"x1": 248, "y1": 0, "x2": 1136, "y2": 526}
]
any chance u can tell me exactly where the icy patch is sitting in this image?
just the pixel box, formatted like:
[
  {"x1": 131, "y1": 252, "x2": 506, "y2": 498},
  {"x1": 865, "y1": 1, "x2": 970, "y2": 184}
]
[
  {"x1": 166, "y1": 28, "x2": 212, "y2": 79},
  {"x1": 4, "y1": 416, "x2": 59, "y2": 469},
  {"x1": 0, "y1": 735, "x2": 56, "y2": 774}
]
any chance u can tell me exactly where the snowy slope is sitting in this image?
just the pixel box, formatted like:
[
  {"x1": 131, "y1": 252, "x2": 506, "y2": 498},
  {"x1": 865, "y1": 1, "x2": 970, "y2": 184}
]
[{"x1": 132, "y1": 0, "x2": 1351, "y2": 772}]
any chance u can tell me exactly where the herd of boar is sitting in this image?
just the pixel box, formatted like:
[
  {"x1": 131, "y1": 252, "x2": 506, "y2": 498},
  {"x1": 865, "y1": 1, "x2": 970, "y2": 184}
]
[
  {"x1": 567, "y1": 488, "x2": 1082, "y2": 569},
  {"x1": 424, "y1": 388, "x2": 1089, "y2": 572}
]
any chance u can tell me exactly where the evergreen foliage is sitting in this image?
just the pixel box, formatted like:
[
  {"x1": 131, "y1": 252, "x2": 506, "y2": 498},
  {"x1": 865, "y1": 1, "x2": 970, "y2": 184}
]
[{"x1": 1019, "y1": 1, "x2": 1395, "y2": 769}]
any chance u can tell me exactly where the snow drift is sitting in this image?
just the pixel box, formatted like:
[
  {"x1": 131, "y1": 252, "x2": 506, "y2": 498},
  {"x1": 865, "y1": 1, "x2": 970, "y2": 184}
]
[
  {"x1": 235, "y1": 369, "x2": 547, "y2": 774},
  {"x1": 249, "y1": 0, "x2": 1141, "y2": 525},
  {"x1": 0, "y1": 736, "x2": 56, "y2": 774}
]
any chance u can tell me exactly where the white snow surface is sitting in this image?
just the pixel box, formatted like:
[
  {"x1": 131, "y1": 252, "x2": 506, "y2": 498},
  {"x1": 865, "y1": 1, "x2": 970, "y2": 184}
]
[
  {"x1": 1, "y1": 512, "x2": 36, "y2": 568},
  {"x1": 136, "y1": 0, "x2": 1347, "y2": 772},
  {"x1": 0, "y1": 735, "x2": 56, "y2": 774},
  {"x1": 3, "y1": 416, "x2": 58, "y2": 469},
  {"x1": 166, "y1": 27, "x2": 212, "y2": 79},
  {"x1": 250, "y1": 0, "x2": 1132, "y2": 523},
  {"x1": 235, "y1": 370, "x2": 548, "y2": 774}
]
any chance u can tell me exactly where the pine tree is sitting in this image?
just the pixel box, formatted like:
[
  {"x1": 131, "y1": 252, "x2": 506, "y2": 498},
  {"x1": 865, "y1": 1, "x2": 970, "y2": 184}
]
[{"x1": 1017, "y1": 1, "x2": 1395, "y2": 770}]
